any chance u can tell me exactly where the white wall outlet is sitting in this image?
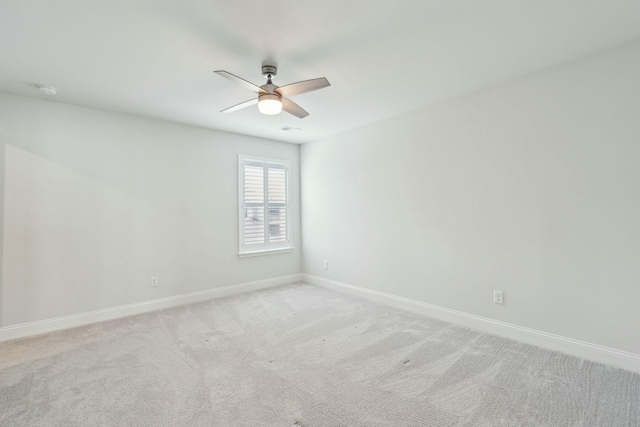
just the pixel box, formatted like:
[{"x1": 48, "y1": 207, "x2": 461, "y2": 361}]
[
  {"x1": 493, "y1": 290, "x2": 503, "y2": 304},
  {"x1": 150, "y1": 276, "x2": 159, "y2": 287},
  {"x1": 323, "y1": 260, "x2": 328, "y2": 269}
]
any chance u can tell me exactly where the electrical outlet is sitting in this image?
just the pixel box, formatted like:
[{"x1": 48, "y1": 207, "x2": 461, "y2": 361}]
[
  {"x1": 150, "y1": 276, "x2": 159, "y2": 287},
  {"x1": 323, "y1": 260, "x2": 328, "y2": 269},
  {"x1": 493, "y1": 290, "x2": 503, "y2": 304}
]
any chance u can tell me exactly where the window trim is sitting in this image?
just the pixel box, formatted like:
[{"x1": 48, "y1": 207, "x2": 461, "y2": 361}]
[
  {"x1": 238, "y1": 155, "x2": 292, "y2": 257},
  {"x1": 237, "y1": 247, "x2": 294, "y2": 258}
]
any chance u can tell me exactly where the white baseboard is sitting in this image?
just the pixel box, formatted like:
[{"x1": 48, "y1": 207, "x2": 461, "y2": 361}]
[
  {"x1": 0, "y1": 273, "x2": 303, "y2": 343},
  {"x1": 302, "y1": 274, "x2": 640, "y2": 374}
]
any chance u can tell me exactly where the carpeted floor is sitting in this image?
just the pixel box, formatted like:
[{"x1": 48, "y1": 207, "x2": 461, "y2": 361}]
[{"x1": 1, "y1": 283, "x2": 639, "y2": 426}]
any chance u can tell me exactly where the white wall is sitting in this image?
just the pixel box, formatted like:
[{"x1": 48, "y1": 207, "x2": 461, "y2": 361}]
[
  {"x1": 0, "y1": 93, "x2": 300, "y2": 327},
  {"x1": 0, "y1": 137, "x2": 4, "y2": 325},
  {"x1": 301, "y1": 40, "x2": 640, "y2": 354}
]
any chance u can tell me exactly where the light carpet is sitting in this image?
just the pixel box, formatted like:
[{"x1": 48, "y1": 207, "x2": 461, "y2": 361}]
[{"x1": 1, "y1": 282, "x2": 639, "y2": 426}]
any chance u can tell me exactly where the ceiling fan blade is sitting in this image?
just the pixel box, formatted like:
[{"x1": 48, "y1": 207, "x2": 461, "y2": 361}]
[
  {"x1": 214, "y1": 70, "x2": 266, "y2": 93},
  {"x1": 221, "y1": 98, "x2": 258, "y2": 113},
  {"x1": 275, "y1": 77, "x2": 330, "y2": 98},
  {"x1": 282, "y1": 98, "x2": 309, "y2": 118}
]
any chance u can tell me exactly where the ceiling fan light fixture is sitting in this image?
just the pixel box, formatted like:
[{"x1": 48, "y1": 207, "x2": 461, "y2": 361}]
[
  {"x1": 258, "y1": 94, "x2": 282, "y2": 115},
  {"x1": 214, "y1": 66, "x2": 329, "y2": 118}
]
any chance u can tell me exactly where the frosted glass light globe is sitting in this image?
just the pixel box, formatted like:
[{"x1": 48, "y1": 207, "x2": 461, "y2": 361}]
[{"x1": 258, "y1": 94, "x2": 282, "y2": 115}]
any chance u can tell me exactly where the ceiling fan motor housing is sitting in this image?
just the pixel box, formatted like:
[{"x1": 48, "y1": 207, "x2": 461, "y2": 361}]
[{"x1": 260, "y1": 82, "x2": 279, "y2": 94}]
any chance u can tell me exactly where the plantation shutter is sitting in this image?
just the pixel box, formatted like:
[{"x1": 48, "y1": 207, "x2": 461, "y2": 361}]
[
  {"x1": 243, "y1": 162, "x2": 265, "y2": 245},
  {"x1": 267, "y1": 164, "x2": 287, "y2": 244},
  {"x1": 240, "y1": 157, "x2": 290, "y2": 254}
]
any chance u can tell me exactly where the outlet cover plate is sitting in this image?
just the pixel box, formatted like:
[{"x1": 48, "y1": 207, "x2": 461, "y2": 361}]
[{"x1": 493, "y1": 290, "x2": 503, "y2": 304}]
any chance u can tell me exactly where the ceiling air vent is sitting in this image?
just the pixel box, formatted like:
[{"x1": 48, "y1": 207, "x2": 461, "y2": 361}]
[{"x1": 280, "y1": 126, "x2": 302, "y2": 133}]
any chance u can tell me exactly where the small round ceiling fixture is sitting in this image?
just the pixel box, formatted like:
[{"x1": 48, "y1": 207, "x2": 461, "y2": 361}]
[{"x1": 37, "y1": 85, "x2": 57, "y2": 95}]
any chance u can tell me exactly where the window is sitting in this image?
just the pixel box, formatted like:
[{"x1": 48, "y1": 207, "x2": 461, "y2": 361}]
[{"x1": 238, "y1": 156, "x2": 292, "y2": 256}]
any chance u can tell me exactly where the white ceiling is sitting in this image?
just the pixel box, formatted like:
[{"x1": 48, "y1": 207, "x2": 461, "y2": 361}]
[{"x1": 1, "y1": 0, "x2": 640, "y2": 144}]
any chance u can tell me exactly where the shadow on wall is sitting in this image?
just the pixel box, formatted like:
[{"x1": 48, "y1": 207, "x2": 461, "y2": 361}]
[
  {"x1": 0, "y1": 139, "x2": 238, "y2": 327},
  {"x1": 2, "y1": 144, "x2": 164, "y2": 325}
]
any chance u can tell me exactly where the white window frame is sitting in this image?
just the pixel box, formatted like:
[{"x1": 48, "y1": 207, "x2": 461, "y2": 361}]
[{"x1": 238, "y1": 155, "x2": 293, "y2": 257}]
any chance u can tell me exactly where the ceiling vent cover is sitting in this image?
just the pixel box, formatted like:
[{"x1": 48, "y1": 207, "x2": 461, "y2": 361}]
[{"x1": 280, "y1": 126, "x2": 302, "y2": 133}]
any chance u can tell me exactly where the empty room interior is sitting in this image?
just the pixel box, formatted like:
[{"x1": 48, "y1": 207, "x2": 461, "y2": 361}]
[{"x1": 1, "y1": 1, "x2": 640, "y2": 425}]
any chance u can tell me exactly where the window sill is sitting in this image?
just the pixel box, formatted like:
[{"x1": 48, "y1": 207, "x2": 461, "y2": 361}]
[{"x1": 238, "y1": 247, "x2": 294, "y2": 258}]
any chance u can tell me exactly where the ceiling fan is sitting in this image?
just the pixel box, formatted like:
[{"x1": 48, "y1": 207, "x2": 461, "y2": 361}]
[{"x1": 214, "y1": 65, "x2": 330, "y2": 118}]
